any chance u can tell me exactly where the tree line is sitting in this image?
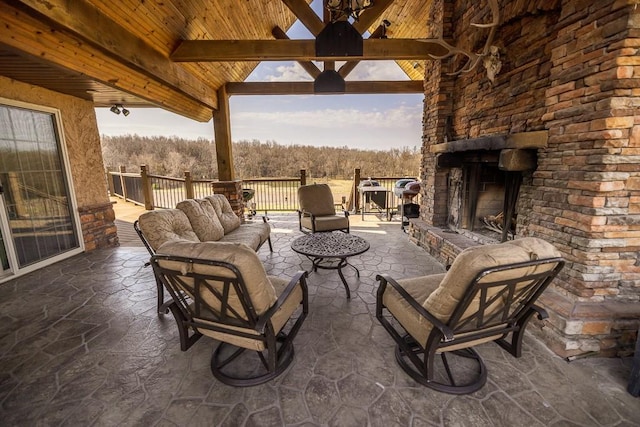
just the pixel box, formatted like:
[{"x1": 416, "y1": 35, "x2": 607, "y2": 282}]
[{"x1": 101, "y1": 134, "x2": 421, "y2": 179}]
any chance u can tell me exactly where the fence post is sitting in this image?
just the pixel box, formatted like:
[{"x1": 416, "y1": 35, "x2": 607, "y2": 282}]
[
  {"x1": 300, "y1": 169, "x2": 306, "y2": 186},
  {"x1": 353, "y1": 168, "x2": 361, "y2": 213},
  {"x1": 119, "y1": 166, "x2": 128, "y2": 201},
  {"x1": 140, "y1": 165, "x2": 154, "y2": 210},
  {"x1": 184, "y1": 171, "x2": 194, "y2": 199},
  {"x1": 106, "y1": 169, "x2": 115, "y2": 197}
]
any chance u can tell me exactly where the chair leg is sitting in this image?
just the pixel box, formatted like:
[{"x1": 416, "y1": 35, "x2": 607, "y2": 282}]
[
  {"x1": 155, "y1": 277, "x2": 172, "y2": 315},
  {"x1": 167, "y1": 302, "x2": 202, "y2": 351}
]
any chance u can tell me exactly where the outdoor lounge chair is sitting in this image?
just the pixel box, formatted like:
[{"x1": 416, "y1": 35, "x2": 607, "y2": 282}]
[
  {"x1": 297, "y1": 183, "x2": 349, "y2": 233},
  {"x1": 151, "y1": 240, "x2": 308, "y2": 386},
  {"x1": 376, "y1": 237, "x2": 564, "y2": 394}
]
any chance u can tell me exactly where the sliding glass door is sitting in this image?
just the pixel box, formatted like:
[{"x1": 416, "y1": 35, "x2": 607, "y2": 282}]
[{"x1": 0, "y1": 100, "x2": 82, "y2": 280}]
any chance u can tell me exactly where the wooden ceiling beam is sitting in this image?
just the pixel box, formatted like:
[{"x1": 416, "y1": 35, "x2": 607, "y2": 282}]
[
  {"x1": 8, "y1": 0, "x2": 217, "y2": 111},
  {"x1": 281, "y1": 0, "x2": 324, "y2": 36},
  {"x1": 0, "y1": 4, "x2": 213, "y2": 121},
  {"x1": 172, "y1": 39, "x2": 448, "y2": 62},
  {"x1": 225, "y1": 80, "x2": 424, "y2": 95}
]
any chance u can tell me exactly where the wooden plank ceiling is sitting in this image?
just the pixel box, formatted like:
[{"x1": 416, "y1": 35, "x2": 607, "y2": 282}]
[{"x1": 0, "y1": 0, "x2": 437, "y2": 122}]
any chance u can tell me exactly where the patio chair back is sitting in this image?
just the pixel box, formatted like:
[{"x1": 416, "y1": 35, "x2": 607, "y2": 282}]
[
  {"x1": 151, "y1": 239, "x2": 308, "y2": 386},
  {"x1": 297, "y1": 183, "x2": 349, "y2": 233},
  {"x1": 376, "y1": 237, "x2": 564, "y2": 394}
]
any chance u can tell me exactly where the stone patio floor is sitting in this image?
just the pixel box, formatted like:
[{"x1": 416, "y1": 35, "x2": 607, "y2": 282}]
[{"x1": 0, "y1": 201, "x2": 638, "y2": 426}]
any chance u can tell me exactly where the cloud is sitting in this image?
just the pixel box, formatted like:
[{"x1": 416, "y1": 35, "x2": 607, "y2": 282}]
[
  {"x1": 265, "y1": 63, "x2": 314, "y2": 82},
  {"x1": 251, "y1": 60, "x2": 409, "y2": 82},
  {"x1": 347, "y1": 61, "x2": 409, "y2": 80},
  {"x1": 233, "y1": 104, "x2": 421, "y2": 130}
]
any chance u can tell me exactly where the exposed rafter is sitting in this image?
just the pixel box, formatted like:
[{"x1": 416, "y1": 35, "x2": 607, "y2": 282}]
[{"x1": 281, "y1": 0, "x2": 324, "y2": 36}]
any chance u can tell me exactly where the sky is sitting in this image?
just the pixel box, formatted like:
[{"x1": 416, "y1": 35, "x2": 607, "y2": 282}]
[{"x1": 94, "y1": 1, "x2": 425, "y2": 151}]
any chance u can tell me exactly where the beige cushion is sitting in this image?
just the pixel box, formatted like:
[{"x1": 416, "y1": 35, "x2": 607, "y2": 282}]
[
  {"x1": 298, "y1": 184, "x2": 336, "y2": 216},
  {"x1": 383, "y1": 274, "x2": 444, "y2": 347},
  {"x1": 218, "y1": 227, "x2": 261, "y2": 250},
  {"x1": 176, "y1": 199, "x2": 225, "y2": 241},
  {"x1": 196, "y1": 275, "x2": 303, "y2": 351},
  {"x1": 383, "y1": 237, "x2": 561, "y2": 349},
  {"x1": 205, "y1": 195, "x2": 240, "y2": 234},
  {"x1": 137, "y1": 209, "x2": 200, "y2": 251},
  {"x1": 155, "y1": 240, "x2": 302, "y2": 351},
  {"x1": 237, "y1": 221, "x2": 271, "y2": 247},
  {"x1": 424, "y1": 237, "x2": 560, "y2": 322},
  {"x1": 301, "y1": 214, "x2": 349, "y2": 232},
  {"x1": 156, "y1": 240, "x2": 277, "y2": 315}
]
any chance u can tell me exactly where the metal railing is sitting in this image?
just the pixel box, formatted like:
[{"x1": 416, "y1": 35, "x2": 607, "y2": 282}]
[{"x1": 241, "y1": 177, "x2": 304, "y2": 212}]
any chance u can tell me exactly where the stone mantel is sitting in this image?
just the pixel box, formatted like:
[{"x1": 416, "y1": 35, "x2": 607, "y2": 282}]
[{"x1": 430, "y1": 130, "x2": 548, "y2": 154}]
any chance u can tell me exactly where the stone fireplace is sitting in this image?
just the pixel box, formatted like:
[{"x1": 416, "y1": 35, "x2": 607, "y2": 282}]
[{"x1": 410, "y1": 0, "x2": 640, "y2": 358}]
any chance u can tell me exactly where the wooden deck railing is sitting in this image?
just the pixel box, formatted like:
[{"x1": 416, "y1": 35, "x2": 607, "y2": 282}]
[{"x1": 106, "y1": 166, "x2": 415, "y2": 213}]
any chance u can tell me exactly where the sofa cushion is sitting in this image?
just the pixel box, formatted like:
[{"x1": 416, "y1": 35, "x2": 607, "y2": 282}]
[
  {"x1": 218, "y1": 227, "x2": 261, "y2": 250},
  {"x1": 156, "y1": 240, "x2": 277, "y2": 315},
  {"x1": 205, "y1": 195, "x2": 240, "y2": 234},
  {"x1": 137, "y1": 209, "x2": 199, "y2": 251},
  {"x1": 176, "y1": 199, "x2": 225, "y2": 242}
]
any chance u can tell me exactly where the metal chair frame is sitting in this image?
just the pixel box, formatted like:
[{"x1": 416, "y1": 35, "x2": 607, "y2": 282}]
[
  {"x1": 376, "y1": 257, "x2": 565, "y2": 394},
  {"x1": 134, "y1": 217, "x2": 273, "y2": 314},
  {"x1": 151, "y1": 254, "x2": 308, "y2": 387}
]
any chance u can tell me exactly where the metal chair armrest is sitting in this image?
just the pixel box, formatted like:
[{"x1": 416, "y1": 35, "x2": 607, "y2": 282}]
[
  {"x1": 255, "y1": 271, "x2": 308, "y2": 332},
  {"x1": 531, "y1": 304, "x2": 549, "y2": 320},
  {"x1": 376, "y1": 273, "x2": 454, "y2": 342}
]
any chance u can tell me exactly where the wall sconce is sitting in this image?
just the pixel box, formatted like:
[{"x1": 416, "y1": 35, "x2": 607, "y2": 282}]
[{"x1": 110, "y1": 104, "x2": 130, "y2": 116}]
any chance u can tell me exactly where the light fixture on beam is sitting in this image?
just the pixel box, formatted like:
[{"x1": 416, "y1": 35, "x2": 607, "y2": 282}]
[
  {"x1": 326, "y1": 0, "x2": 373, "y2": 23},
  {"x1": 110, "y1": 104, "x2": 130, "y2": 116}
]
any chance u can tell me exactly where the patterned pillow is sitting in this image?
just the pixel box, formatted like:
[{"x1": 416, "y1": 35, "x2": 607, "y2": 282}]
[
  {"x1": 204, "y1": 195, "x2": 240, "y2": 234},
  {"x1": 137, "y1": 209, "x2": 199, "y2": 250},
  {"x1": 176, "y1": 199, "x2": 225, "y2": 241}
]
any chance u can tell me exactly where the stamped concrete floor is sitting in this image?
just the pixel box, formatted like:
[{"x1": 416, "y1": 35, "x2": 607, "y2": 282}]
[{"x1": 0, "y1": 207, "x2": 638, "y2": 426}]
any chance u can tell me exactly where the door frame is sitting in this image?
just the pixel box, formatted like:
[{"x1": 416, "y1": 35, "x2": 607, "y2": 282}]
[{"x1": 0, "y1": 97, "x2": 84, "y2": 283}]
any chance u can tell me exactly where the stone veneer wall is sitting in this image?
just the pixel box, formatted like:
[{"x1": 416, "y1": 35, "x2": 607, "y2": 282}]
[
  {"x1": 0, "y1": 76, "x2": 117, "y2": 250},
  {"x1": 419, "y1": 0, "x2": 640, "y2": 357}
]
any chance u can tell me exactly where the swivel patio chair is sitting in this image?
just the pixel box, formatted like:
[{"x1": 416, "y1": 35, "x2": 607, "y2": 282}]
[
  {"x1": 376, "y1": 237, "x2": 564, "y2": 394},
  {"x1": 297, "y1": 183, "x2": 349, "y2": 233},
  {"x1": 151, "y1": 240, "x2": 308, "y2": 386}
]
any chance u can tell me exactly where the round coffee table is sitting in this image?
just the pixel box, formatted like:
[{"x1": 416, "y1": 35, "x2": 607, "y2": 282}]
[{"x1": 291, "y1": 232, "x2": 370, "y2": 299}]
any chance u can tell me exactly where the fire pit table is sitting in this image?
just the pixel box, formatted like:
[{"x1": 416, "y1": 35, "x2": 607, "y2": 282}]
[{"x1": 291, "y1": 232, "x2": 370, "y2": 299}]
